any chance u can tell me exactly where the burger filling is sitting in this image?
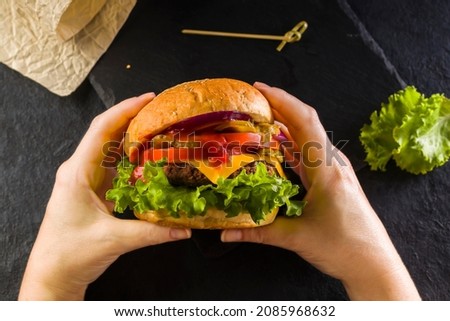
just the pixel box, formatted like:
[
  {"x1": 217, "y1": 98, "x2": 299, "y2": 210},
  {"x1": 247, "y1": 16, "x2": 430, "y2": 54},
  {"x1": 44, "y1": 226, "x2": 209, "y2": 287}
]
[
  {"x1": 106, "y1": 112, "x2": 306, "y2": 224},
  {"x1": 164, "y1": 161, "x2": 277, "y2": 187}
]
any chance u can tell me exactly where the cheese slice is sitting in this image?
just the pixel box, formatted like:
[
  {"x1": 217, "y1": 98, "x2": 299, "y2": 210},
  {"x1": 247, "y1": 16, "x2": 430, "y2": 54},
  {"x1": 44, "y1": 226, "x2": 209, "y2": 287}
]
[
  {"x1": 190, "y1": 153, "x2": 285, "y2": 184},
  {"x1": 272, "y1": 159, "x2": 287, "y2": 179}
]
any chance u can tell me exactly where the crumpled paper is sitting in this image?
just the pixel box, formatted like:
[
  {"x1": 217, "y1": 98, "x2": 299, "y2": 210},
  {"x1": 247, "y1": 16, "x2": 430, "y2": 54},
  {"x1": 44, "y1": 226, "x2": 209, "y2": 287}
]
[{"x1": 0, "y1": 0, "x2": 136, "y2": 96}]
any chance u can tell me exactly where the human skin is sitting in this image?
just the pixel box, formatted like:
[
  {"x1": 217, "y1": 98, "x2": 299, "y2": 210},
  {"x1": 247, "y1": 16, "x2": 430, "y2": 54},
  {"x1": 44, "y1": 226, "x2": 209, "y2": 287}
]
[
  {"x1": 221, "y1": 82, "x2": 421, "y2": 300},
  {"x1": 18, "y1": 93, "x2": 192, "y2": 300},
  {"x1": 19, "y1": 85, "x2": 420, "y2": 301}
]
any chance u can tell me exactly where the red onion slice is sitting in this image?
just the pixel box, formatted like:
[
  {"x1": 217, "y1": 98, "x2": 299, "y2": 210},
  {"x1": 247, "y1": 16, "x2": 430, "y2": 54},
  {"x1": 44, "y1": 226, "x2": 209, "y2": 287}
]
[
  {"x1": 272, "y1": 131, "x2": 288, "y2": 142},
  {"x1": 164, "y1": 111, "x2": 251, "y2": 133}
]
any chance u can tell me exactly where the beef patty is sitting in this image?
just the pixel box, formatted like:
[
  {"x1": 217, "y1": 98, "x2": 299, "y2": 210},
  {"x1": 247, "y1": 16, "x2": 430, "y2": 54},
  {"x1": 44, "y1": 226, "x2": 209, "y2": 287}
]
[{"x1": 164, "y1": 161, "x2": 276, "y2": 187}]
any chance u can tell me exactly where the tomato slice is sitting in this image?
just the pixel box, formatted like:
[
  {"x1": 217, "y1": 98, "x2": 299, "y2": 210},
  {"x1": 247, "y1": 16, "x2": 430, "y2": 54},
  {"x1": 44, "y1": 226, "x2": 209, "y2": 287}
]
[
  {"x1": 137, "y1": 132, "x2": 276, "y2": 166},
  {"x1": 139, "y1": 146, "x2": 226, "y2": 164},
  {"x1": 265, "y1": 139, "x2": 281, "y2": 150},
  {"x1": 140, "y1": 147, "x2": 193, "y2": 165},
  {"x1": 200, "y1": 141, "x2": 227, "y2": 166},
  {"x1": 222, "y1": 132, "x2": 261, "y2": 145},
  {"x1": 130, "y1": 166, "x2": 144, "y2": 183}
]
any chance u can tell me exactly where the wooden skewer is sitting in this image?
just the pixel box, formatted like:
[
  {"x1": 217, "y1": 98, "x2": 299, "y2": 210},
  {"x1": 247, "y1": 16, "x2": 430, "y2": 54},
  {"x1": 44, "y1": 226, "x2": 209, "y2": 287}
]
[
  {"x1": 181, "y1": 21, "x2": 308, "y2": 52},
  {"x1": 182, "y1": 29, "x2": 287, "y2": 41}
]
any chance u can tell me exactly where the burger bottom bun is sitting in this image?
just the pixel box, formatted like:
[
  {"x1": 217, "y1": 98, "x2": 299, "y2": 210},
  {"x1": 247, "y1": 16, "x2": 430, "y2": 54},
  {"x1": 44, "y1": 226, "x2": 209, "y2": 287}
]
[{"x1": 134, "y1": 207, "x2": 279, "y2": 229}]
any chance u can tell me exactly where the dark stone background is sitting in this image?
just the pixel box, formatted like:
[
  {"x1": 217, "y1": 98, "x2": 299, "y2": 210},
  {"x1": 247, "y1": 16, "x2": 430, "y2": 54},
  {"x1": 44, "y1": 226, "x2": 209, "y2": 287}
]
[{"x1": 1, "y1": 0, "x2": 449, "y2": 300}]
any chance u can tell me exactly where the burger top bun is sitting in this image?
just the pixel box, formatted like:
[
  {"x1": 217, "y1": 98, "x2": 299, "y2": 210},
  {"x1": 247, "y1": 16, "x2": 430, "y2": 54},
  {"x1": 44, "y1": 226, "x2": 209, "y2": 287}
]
[
  {"x1": 134, "y1": 207, "x2": 279, "y2": 229},
  {"x1": 125, "y1": 78, "x2": 273, "y2": 157}
]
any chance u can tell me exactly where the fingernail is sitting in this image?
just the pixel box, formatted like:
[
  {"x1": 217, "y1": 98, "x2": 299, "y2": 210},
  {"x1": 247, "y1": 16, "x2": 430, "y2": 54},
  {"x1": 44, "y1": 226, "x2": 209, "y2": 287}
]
[
  {"x1": 221, "y1": 229, "x2": 243, "y2": 242},
  {"x1": 253, "y1": 81, "x2": 271, "y2": 90},
  {"x1": 139, "y1": 92, "x2": 156, "y2": 99},
  {"x1": 170, "y1": 228, "x2": 191, "y2": 240}
]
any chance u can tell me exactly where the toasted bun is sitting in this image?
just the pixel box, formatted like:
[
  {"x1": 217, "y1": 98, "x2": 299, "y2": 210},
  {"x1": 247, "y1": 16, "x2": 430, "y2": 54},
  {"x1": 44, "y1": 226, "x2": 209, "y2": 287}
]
[
  {"x1": 134, "y1": 207, "x2": 278, "y2": 229},
  {"x1": 125, "y1": 78, "x2": 273, "y2": 157}
]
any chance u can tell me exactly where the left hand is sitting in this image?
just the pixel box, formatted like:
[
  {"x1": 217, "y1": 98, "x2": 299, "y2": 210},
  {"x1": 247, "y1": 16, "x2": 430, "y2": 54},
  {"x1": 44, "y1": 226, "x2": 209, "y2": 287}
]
[{"x1": 19, "y1": 93, "x2": 192, "y2": 300}]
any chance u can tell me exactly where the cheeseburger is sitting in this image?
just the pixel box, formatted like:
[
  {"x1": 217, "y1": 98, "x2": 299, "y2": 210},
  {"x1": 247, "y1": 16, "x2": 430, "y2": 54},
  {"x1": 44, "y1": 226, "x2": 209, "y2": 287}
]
[{"x1": 106, "y1": 78, "x2": 305, "y2": 229}]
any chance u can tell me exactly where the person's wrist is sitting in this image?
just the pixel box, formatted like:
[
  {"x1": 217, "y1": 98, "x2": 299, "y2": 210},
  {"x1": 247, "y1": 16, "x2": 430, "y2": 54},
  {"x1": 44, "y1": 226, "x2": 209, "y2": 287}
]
[
  {"x1": 19, "y1": 276, "x2": 86, "y2": 300},
  {"x1": 18, "y1": 257, "x2": 88, "y2": 300},
  {"x1": 340, "y1": 255, "x2": 420, "y2": 300}
]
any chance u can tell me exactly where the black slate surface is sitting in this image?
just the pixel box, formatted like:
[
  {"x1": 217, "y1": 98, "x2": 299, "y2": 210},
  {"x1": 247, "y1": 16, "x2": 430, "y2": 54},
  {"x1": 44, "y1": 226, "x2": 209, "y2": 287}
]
[
  {"x1": 346, "y1": 0, "x2": 450, "y2": 96},
  {"x1": 0, "y1": 68, "x2": 106, "y2": 300},
  {"x1": 342, "y1": 0, "x2": 450, "y2": 301},
  {"x1": 89, "y1": 0, "x2": 402, "y2": 171},
  {"x1": 1, "y1": 0, "x2": 449, "y2": 301},
  {"x1": 86, "y1": 0, "x2": 450, "y2": 300}
]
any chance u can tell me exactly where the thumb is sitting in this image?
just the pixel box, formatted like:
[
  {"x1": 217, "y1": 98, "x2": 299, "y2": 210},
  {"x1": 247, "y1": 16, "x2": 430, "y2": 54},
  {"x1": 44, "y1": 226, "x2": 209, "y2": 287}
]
[
  {"x1": 109, "y1": 219, "x2": 191, "y2": 254},
  {"x1": 220, "y1": 217, "x2": 302, "y2": 253}
]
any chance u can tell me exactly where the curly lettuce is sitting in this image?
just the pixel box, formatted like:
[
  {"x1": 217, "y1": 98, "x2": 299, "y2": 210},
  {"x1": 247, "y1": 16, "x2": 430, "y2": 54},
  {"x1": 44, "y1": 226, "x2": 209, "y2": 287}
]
[
  {"x1": 106, "y1": 158, "x2": 306, "y2": 224},
  {"x1": 360, "y1": 86, "x2": 450, "y2": 174}
]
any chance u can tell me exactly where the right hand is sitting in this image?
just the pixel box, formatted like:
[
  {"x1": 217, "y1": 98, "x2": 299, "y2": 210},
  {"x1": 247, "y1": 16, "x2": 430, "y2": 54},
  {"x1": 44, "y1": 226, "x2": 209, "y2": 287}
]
[{"x1": 222, "y1": 82, "x2": 420, "y2": 300}]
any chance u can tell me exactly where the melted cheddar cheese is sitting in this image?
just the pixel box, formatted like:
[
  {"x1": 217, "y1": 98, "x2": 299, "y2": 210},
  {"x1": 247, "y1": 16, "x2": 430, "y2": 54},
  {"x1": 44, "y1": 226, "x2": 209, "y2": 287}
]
[{"x1": 189, "y1": 154, "x2": 285, "y2": 184}]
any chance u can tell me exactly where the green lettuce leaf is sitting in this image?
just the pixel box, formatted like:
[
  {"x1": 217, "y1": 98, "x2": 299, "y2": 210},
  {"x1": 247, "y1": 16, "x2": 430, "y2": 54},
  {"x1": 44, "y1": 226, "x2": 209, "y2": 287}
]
[
  {"x1": 360, "y1": 86, "x2": 450, "y2": 174},
  {"x1": 106, "y1": 158, "x2": 306, "y2": 224}
]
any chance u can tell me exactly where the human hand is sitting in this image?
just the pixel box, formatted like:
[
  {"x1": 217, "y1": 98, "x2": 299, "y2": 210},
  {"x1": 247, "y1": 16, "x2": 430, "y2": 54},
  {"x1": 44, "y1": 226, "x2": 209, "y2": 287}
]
[
  {"x1": 221, "y1": 83, "x2": 420, "y2": 300},
  {"x1": 19, "y1": 93, "x2": 192, "y2": 300}
]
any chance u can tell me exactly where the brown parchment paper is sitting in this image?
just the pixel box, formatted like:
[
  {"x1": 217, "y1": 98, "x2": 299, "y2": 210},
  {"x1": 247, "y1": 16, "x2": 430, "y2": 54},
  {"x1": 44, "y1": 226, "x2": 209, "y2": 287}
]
[{"x1": 0, "y1": 0, "x2": 136, "y2": 96}]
